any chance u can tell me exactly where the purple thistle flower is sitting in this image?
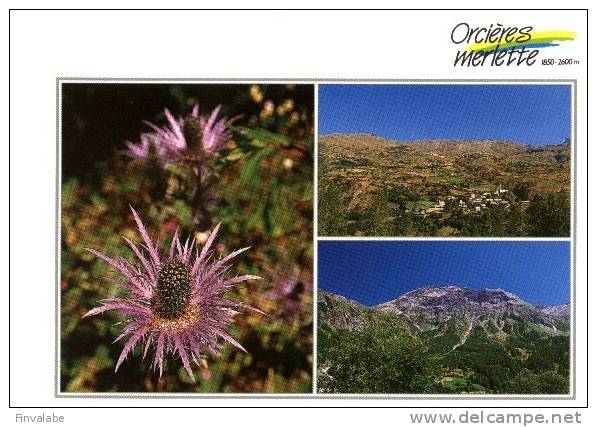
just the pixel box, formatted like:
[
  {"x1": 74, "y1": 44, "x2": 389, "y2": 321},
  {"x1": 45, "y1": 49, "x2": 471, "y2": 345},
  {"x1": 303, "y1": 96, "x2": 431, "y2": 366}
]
[
  {"x1": 124, "y1": 104, "x2": 239, "y2": 162},
  {"x1": 83, "y1": 206, "x2": 262, "y2": 379}
]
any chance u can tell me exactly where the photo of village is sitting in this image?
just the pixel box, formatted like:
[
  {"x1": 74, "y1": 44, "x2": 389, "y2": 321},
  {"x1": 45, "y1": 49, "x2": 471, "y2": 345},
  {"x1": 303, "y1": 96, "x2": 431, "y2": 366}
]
[
  {"x1": 318, "y1": 85, "x2": 572, "y2": 237},
  {"x1": 423, "y1": 185, "x2": 516, "y2": 214}
]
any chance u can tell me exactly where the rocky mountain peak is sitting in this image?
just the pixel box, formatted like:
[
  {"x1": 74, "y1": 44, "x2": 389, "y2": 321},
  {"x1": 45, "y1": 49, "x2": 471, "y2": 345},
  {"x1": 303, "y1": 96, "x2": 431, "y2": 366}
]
[{"x1": 377, "y1": 285, "x2": 529, "y2": 312}]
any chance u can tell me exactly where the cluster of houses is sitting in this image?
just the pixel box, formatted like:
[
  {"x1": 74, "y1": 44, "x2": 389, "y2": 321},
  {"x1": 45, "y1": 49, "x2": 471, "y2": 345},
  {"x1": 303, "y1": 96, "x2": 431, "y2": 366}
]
[{"x1": 415, "y1": 185, "x2": 530, "y2": 217}]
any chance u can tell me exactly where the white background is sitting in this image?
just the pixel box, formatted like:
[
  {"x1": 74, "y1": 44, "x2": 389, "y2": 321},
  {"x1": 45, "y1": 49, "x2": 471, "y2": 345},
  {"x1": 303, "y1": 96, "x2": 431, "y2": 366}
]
[{"x1": 5, "y1": 4, "x2": 593, "y2": 426}]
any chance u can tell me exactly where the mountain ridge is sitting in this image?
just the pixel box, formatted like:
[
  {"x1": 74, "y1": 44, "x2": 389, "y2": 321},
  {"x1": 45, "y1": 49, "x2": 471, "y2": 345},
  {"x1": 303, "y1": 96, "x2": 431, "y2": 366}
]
[
  {"x1": 320, "y1": 132, "x2": 570, "y2": 149},
  {"x1": 318, "y1": 286, "x2": 571, "y2": 394},
  {"x1": 319, "y1": 286, "x2": 570, "y2": 339}
]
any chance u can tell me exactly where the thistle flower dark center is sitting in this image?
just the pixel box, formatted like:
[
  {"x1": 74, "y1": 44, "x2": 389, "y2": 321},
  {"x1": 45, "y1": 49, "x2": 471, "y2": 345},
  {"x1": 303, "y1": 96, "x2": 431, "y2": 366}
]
[
  {"x1": 183, "y1": 116, "x2": 203, "y2": 151},
  {"x1": 153, "y1": 260, "x2": 192, "y2": 320}
]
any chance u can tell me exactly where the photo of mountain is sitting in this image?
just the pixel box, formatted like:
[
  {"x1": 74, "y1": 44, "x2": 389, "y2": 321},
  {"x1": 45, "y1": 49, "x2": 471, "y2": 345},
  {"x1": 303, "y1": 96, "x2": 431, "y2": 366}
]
[
  {"x1": 318, "y1": 84, "x2": 572, "y2": 237},
  {"x1": 317, "y1": 241, "x2": 571, "y2": 395}
]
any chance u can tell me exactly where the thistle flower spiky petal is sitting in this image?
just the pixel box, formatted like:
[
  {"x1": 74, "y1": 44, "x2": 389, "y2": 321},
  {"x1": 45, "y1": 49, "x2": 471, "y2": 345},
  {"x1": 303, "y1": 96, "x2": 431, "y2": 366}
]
[{"x1": 199, "y1": 105, "x2": 241, "y2": 154}]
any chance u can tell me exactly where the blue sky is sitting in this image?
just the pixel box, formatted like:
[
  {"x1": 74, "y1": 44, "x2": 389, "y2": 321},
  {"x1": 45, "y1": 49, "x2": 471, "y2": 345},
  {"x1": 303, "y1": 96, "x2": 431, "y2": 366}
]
[
  {"x1": 319, "y1": 84, "x2": 571, "y2": 146},
  {"x1": 318, "y1": 241, "x2": 570, "y2": 306}
]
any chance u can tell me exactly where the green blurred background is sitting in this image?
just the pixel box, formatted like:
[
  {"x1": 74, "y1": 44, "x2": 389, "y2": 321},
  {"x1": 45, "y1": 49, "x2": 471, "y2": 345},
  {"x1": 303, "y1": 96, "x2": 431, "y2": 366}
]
[{"x1": 60, "y1": 83, "x2": 314, "y2": 393}]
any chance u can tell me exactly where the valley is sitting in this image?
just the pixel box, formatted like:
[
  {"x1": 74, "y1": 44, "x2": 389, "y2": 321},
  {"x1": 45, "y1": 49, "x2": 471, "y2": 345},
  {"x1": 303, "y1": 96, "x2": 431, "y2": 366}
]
[{"x1": 318, "y1": 134, "x2": 571, "y2": 237}]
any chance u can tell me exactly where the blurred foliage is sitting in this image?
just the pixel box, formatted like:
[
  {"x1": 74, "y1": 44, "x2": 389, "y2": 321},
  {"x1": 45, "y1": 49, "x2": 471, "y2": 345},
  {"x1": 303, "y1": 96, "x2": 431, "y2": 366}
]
[{"x1": 60, "y1": 84, "x2": 313, "y2": 393}]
